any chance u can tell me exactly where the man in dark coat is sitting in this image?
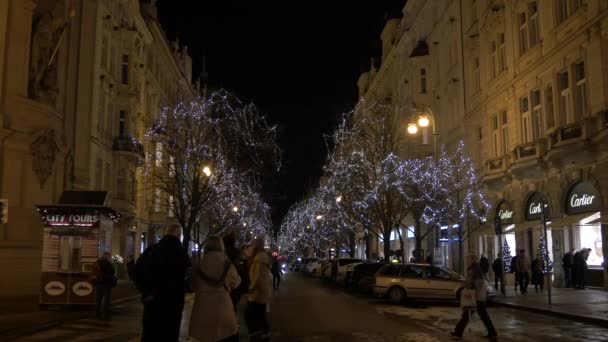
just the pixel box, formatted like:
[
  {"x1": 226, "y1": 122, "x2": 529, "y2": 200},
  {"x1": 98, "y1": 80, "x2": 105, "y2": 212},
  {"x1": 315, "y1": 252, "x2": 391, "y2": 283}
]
[
  {"x1": 492, "y1": 254, "x2": 505, "y2": 295},
  {"x1": 479, "y1": 255, "x2": 490, "y2": 280},
  {"x1": 510, "y1": 253, "x2": 519, "y2": 292},
  {"x1": 562, "y1": 248, "x2": 575, "y2": 288},
  {"x1": 93, "y1": 252, "x2": 115, "y2": 320},
  {"x1": 572, "y1": 249, "x2": 583, "y2": 289},
  {"x1": 135, "y1": 224, "x2": 191, "y2": 342}
]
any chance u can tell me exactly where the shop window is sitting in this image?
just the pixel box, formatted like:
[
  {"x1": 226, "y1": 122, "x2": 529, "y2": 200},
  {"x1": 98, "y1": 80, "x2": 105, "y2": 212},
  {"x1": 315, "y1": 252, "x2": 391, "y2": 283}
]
[
  {"x1": 574, "y1": 61, "x2": 587, "y2": 117},
  {"x1": 59, "y1": 236, "x2": 82, "y2": 272},
  {"x1": 580, "y1": 224, "x2": 603, "y2": 266}
]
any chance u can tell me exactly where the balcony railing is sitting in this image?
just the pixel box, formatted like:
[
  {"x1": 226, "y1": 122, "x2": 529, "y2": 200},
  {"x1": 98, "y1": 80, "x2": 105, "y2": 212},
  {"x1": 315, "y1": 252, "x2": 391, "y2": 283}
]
[
  {"x1": 513, "y1": 139, "x2": 546, "y2": 161},
  {"x1": 485, "y1": 155, "x2": 509, "y2": 174},
  {"x1": 550, "y1": 122, "x2": 583, "y2": 146},
  {"x1": 112, "y1": 136, "x2": 144, "y2": 159}
]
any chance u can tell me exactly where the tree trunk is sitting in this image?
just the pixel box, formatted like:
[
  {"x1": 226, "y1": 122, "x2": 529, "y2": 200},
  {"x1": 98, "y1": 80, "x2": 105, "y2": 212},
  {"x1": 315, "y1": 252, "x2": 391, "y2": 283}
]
[
  {"x1": 365, "y1": 231, "x2": 371, "y2": 260},
  {"x1": 348, "y1": 232, "x2": 356, "y2": 258},
  {"x1": 414, "y1": 214, "x2": 423, "y2": 262},
  {"x1": 383, "y1": 230, "x2": 391, "y2": 262}
]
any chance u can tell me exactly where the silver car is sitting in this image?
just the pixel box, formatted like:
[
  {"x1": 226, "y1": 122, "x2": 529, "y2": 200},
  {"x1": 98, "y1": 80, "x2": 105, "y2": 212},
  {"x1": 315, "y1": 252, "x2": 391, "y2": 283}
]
[{"x1": 373, "y1": 263, "x2": 496, "y2": 303}]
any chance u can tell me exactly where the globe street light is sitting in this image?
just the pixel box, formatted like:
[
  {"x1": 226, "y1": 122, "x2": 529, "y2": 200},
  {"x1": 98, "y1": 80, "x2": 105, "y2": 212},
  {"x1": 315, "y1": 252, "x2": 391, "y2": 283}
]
[
  {"x1": 418, "y1": 115, "x2": 430, "y2": 128},
  {"x1": 316, "y1": 215, "x2": 323, "y2": 220},
  {"x1": 407, "y1": 123, "x2": 418, "y2": 135},
  {"x1": 336, "y1": 196, "x2": 342, "y2": 203},
  {"x1": 232, "y1": 206, "x2": 239, "y2": 212},
  {"x1": 202, "y1": 166, "x2": 212, "y2": 177}
]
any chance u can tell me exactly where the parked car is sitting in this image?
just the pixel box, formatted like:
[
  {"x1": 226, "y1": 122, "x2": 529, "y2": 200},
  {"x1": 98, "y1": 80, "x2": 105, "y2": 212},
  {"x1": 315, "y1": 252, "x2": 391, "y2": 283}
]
[
  {"x1": 290, "y1": 257, "x2": 318, "y2": 272},
  {"x1": 373, "y1": 263, "x2": 497, "y2": 303},
  {"x1": 303, "y1": 259, "x2": 325, "y2": 277},
  {"x1": 320, "y1": 260, "x2": 333, "y2": 279},
  {"x1": 329, "y1": 258, "x2": 365, "y2": 283},
  {"x1": 341, "y1": 261, "x2": 366, "y2": 286},
  {"x1": 349, "y1": 262, "x2": 389, "y2": 292}
]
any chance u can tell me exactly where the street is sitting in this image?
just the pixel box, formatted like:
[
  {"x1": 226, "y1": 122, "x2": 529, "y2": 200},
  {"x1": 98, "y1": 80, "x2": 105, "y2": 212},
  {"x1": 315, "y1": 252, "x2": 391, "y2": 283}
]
[{"x1": 13, "y1": 272, "x2": 608, "y2": 341}]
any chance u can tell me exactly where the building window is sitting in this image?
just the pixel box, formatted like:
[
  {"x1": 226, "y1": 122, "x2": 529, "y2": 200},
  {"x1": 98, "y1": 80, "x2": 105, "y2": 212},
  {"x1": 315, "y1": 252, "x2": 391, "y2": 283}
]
[
  {"x1": 168, "y1": 195, "x2": 175, "y2": 217},
  {"x1": 498, "y1": 33, "x2": 507, "y2": 72},
  {"x1": 95, "y1": 158, "x2": 103, "y2": 190},
  {"x1": 492, "y1": 114, "x2": 499, "y2": 157},
  {"x1": 420, "y1": 69, "x2": 427, "y2": 94},
  {"x1": 154, "y1": 188, "x2": 161, "y2": 212},
  {"x1": 490, "y1": 41, "x2": 497, "y2": 79},
  {"x1": 119, "y1": 110, "x2": 127, "y2": 136},
  {"x1": 558, "y1": 70, "x2": 572, "y2": 124},
  {"x1": 574, "y1": 61, "x2": 587, "y2": 118},
  {"x1": 529, "y1": 2, "x2": 540, "y2": 47},
  {"x1": 544, "y1": 84, "x2": 555, "y2": 129},
  {"x1": 556, "y1": 0, "x2": 583, "y2": 24},
  {"x1": 500, "y1": 111, "x2": 509, "y2": 155},
  {"x1": 169, "y1": 156, "x2": 176, "y2": 177},
  {"x1": 520, "y1": 96, "x2": 532, "y2": 143},
  {"x1": 519, "y1": 12, "x2": 529, "y2": 55},
  {"x1": 531, "y1": 89, "x2": 543, "y2": 139},
  {"x1": 155, "y1": 142, "x2": 163, "y2": 167},
  {"x1": 117, "y1": 169, "x2": 126, "y2": 199},
  {"x1": 121, "y1": 54, "x2": 129, "y2": 85},
  {"x1": 473, "y1": 58, "x2": 480, "y2": 93}
]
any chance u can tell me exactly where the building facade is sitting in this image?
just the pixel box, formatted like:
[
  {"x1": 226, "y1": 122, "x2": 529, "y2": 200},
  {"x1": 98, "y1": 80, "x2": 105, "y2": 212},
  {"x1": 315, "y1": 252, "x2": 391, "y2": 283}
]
[
  {"x1": 358, "y1": 0, "x2": 608, "y2": 287},
  {"x1": 0, "y1": 0, "x2": 199, "y2": 298}
]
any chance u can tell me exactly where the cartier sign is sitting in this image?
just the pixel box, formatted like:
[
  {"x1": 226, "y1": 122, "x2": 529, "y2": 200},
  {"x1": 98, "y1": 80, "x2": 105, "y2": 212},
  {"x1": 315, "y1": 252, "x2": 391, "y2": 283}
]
[
  {"x1": 525, "y1": 192, "x2": 550, "y2": 221},
  {"x1": 566, "y1": 181, "x2": 601, "y2": 215},
  {"x1": 495, "y1": 200, "x2": 513, "y2": 225},
  {"x1": 44, "y1": 214, "x2": 100, "y2": 227}
]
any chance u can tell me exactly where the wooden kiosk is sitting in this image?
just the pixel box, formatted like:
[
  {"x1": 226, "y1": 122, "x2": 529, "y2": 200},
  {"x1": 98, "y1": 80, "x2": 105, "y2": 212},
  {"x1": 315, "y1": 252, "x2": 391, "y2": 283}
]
[{"x1": 36, "y1": 191, "x2": 120, "y2": 305}]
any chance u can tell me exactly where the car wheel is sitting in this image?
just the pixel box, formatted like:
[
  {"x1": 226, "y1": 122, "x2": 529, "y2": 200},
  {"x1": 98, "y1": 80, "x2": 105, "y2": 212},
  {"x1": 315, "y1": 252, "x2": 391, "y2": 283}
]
[{"x1": 388, "y1": 286, "x2": 406, "y2": 304}]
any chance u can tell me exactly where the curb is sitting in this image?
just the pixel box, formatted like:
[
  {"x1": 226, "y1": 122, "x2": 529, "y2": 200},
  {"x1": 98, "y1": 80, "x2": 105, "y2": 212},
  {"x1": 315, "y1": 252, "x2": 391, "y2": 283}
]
[
  {"x1": 491, "y1": 300, "x2": 608, "y2": 327},
  {"x1": 1, "y1": 295, "x2": 140, "y2": 341}
]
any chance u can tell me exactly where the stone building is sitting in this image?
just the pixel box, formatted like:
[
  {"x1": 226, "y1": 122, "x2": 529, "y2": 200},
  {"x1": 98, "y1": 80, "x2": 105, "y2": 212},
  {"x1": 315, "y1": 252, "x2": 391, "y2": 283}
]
[
  {"x1": 358, "y1": 0, "x2": 608, "y2": 287},
  {"x1": 0, "y1": 0, "x2": 199, "y2": 298}
]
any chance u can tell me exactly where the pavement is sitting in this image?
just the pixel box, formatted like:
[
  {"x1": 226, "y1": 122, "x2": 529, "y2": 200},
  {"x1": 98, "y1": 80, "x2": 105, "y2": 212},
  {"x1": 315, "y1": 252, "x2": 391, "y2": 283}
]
[
  {"x1": 5, "y1": 272, "x2": 608, "y2": 341},
  {"x1": 490, "y1": 285, "x2": 608, "y2": 326}
]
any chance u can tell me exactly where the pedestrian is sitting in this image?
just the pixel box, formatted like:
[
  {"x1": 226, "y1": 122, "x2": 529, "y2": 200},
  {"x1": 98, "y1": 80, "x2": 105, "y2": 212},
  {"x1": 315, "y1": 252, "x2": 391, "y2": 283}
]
[
  {"x1": 92, "y1": 251, "x2": 116, "y2": 320},
  {"x1": 510, "y1": 253, "x2": 519, "y2": 292},
  {"x1": 491, "y1": 254, "x2": 504, "y2": 295},
  {"x1": 562, "y1": 248, "x2": 575, "y2": 288},
  {"x1": 189, "y1": 236, "x2": 241, "y2": 342},
  {"x1": 271, "y1": 257, "x2": 283, "y2": 290},
  {"x1": 515, "y1": 249, "x2": 530, "y2": 294},
  {"x1": 245, "y1": 236, "x2": 272, "y2": 341},
  {"x1": 224, "y1": 233, "x2": 248, "y2": 312},
  {"x1": 574, "y1": 248, "x2": 590, "y2": 289},
  {"x1": 450, "y1": 255, "x2": 497, "y2": 339},
  {"x1": 479, "y1": 255, "x2": 490, "y2": 281},
  {"x1": 126, "y1": 255, "x2": 136, "y2": 281},
  {"x1": 134, "y1": 224, "x2": 191, "y2": 342},
  {"x1": 531, "y1": 254, "x2": 544, "y2": 293}
]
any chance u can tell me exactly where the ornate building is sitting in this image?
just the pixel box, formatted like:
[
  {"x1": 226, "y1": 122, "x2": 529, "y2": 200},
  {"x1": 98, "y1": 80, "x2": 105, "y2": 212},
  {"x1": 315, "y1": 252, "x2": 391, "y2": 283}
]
[
  {"x1": 0, "y1": 0, "x2": 200, "y2": 298},
  {"x1": 358, "y1": 0, "x2": 608, "y2": 288}
]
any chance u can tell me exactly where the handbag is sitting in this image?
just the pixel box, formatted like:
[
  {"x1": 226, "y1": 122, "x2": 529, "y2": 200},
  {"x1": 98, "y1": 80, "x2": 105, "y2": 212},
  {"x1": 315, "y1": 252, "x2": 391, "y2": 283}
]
[{"x1": 460, "y1": 288, "x2": 476, "y2": 310}]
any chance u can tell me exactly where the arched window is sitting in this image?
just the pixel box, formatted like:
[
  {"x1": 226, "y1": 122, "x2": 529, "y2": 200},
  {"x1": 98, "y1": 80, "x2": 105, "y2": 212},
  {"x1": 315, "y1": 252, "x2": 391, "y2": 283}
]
[{"x1": 420, "y1": 68, "x2": 427, "y2": 94}]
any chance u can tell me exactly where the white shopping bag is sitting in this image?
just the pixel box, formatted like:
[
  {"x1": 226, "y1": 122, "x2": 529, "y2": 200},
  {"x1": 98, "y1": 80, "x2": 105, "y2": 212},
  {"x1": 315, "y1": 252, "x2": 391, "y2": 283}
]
[{"x1": 460, "y1": 288, "x2": 476, "y2": 310}]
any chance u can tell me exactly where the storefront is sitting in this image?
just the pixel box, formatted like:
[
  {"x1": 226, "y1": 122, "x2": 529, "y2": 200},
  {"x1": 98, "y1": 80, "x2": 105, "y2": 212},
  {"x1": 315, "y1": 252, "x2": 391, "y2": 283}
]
[
  {"x1": 36, "y1": 191, "x2": 120, "y2": 305},
  {"x1": 480, "y1": 200, "x2": 516, "y2": 263},
  {"x1": 552, "y1": 181, "x2": 604, "y2": 287}
]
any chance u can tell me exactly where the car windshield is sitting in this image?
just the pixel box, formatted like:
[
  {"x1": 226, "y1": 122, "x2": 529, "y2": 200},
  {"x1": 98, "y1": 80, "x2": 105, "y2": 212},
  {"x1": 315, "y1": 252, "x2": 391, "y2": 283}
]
[{"x1": 439, "y1": 267, "x2": 464, "y2": 280}]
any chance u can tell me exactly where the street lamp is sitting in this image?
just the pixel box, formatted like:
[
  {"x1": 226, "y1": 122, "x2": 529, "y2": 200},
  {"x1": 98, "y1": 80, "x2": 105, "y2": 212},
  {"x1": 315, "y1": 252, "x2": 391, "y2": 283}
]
[
  {"x1": 232, "y1": 206, "x2": 239, "y2": 212},
  {"x1": 336, "y1": 196, "x2": 342, "y2": 203},
  {"x1": 316, "y1": 215, "x2": 323, "y2": 220},
  {"x1": 407, "y1": 123, "x2": 418, "y2": 135},
  {"x1": 202, "y1": 166, "x2": 212, "y2": 177},
  {"x1": 406, "y1": 107, "x2": 438, "y2": 164}
]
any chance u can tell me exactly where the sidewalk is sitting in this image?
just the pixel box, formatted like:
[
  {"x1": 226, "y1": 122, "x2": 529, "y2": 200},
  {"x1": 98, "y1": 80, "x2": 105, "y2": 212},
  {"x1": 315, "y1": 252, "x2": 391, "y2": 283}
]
[
  {"x1": 0, "y1": 280, "x2": 139, "y2": 339},
  {"x1": 491, "y1": 285, "x2": 608, "y2": 326}
]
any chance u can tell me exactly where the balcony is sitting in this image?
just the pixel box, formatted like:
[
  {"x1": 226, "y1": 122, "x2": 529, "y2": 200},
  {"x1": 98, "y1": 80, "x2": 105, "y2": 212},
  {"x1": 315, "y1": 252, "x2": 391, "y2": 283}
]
[
  {"x1": 509, "y1": 139, "x2": 547, "y2": 180},
  {"x1": 112, "y1": 136, "x2": 144, "y2": 162},
  {"x1": 545, "y1": 120, "x2": 594, "y2": 166},
  {"x1": 482, "y1": 155, "x2": 511, "y2": 191}
]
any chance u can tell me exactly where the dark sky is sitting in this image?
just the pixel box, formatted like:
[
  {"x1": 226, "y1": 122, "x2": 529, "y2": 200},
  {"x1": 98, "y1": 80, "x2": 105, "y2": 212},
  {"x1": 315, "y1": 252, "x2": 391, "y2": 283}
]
[{"x1": 156, "y1": 0, "x2": 405, "y2": 228}]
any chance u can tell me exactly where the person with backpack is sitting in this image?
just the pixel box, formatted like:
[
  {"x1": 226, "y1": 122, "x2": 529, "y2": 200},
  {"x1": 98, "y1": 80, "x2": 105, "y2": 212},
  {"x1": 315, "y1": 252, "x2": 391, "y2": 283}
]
[
  {"x1": 245, "y1": 236, "x2": 272, "y2": 341},
  {"x1": 134, "y1": 224, "x2": 191, "y2": 342},
  {"x1": 92, "y1": 252, "x2": 116, "y2": 320},
  {"x1": 189, "y1": 235, "x2": 241, "y2": 342},
  {"x1": 271, "y1": 257, "x2": 283, "y2": 290},
  {"x1": 223, "y1": 233, "x2": 248, "y2": 312}
]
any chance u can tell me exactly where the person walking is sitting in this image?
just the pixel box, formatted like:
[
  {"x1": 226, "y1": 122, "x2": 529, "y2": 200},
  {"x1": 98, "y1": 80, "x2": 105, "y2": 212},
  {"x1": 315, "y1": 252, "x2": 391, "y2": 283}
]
[
  {"x1": 574, "y1": 248, "x2": 591, "y2": 289},
  {"x1": 531, "y1": 254, "x2": 544, "y2": 293},
  {"x1": 491, "y1": 254, "x2": 504, "y2": 295},
  {"x1": 245, "y1": 236, "x2": 272, "y2": 341},
  {"x1": 479, "y1": 255, "x2": 490, "y2": 281},
  {"x1": 92, "y1": 252, "x2": 116, "y2": 320},
  {"x1": 134, "y1": 224, "x2": 191, "y2": 342},
  {"x1": 510, "y1": 253, "x2": 519, "y2": 293},
  {"x1": 189, "y1": 236, "x2": 241, "y2": 342},
  {"x1": 224, "y1": 233, "x2": 248, "y2": 312},
  {"x1": 450, "y1": 255, "x2": 497, "y2": 339},
  {"x1": 271, "y1": 257, "x2": 283, "y2": 290},
  {"x1": 515, "y1": 250, "x2": 530, "y2": 294},
  {"x1": 562, "y1": 248, "x2": 575, "y2": 288}
]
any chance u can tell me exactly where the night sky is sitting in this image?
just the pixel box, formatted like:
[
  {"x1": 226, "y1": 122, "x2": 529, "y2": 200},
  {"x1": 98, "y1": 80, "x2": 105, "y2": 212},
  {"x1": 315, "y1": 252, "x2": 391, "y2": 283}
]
[{"x1": 156, "y1": 0, "x2": 405, "y2": 228}]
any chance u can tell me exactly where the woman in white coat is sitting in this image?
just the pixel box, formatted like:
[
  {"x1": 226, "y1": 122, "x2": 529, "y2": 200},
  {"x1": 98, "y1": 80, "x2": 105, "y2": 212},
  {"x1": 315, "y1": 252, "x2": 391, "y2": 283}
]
[{"x1": 189, "y1": 235, "x2": 241, "y2": 342}]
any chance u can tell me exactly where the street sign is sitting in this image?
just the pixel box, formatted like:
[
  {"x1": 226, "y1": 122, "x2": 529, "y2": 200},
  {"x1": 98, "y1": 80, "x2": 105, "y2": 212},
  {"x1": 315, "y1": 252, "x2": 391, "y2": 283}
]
[{"x1": 0, "y1": 199, "x2": 7, "y2": 224}]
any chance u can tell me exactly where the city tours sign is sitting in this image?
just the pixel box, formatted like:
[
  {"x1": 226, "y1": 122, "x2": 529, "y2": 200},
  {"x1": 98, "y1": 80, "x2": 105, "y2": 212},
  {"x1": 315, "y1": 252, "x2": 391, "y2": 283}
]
[
  {"x1": 43, "y1": 213, "x2": 100, "y2": 227},
  {"x1": 525, "y1": 192, "x2": 550, "y2": 221},
  {"x1": 496, "y1": 200, "x2": 514, "y2": 225},
  {"x1": 566, "y1": 181, "x2": 601, "y2": 215}
]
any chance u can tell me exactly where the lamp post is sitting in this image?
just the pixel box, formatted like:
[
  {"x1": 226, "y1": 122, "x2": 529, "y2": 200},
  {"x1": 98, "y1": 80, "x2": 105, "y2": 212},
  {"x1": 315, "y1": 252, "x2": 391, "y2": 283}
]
[
  {"x1": 540, "y1": 200, "x2": 552, "y2": 304},
  {"x1": 406, "y1": 107, "x2": 438, "y2": 165}
]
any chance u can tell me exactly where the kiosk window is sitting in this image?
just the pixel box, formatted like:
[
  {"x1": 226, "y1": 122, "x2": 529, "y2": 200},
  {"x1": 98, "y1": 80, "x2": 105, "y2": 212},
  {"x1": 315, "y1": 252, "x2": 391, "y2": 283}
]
[{"x1": 60, "y1": 237, "x2": 82, "y2": 272}]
